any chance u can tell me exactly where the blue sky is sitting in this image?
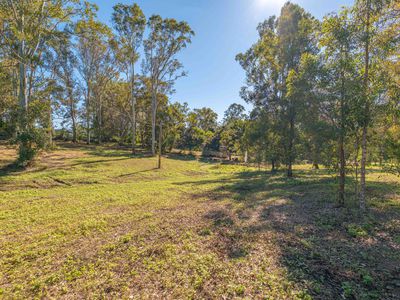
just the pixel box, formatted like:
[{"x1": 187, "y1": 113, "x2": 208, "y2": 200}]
[{"x1": 94, "y1": 0, "x2": 354, "y2": 119}]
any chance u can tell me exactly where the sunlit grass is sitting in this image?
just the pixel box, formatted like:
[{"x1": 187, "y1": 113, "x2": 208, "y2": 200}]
[{"x1": 0, "y1": 144, "x2": 399, "y2": 299}]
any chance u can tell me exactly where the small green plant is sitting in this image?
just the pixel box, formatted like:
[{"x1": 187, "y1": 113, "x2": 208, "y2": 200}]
[
  {"x1": 359, "y1": 269, "x2": 374, "y2": 287},
  {"x1": 341, "y1": 281, "x2": 353, "y2": 298},
  {"x1": 120, "y1": 234, "x2": 133, "y2": 244},
  {"x1": 347, "y1": 224, "x2": 368, "y2": 238},
  {"x1": 234, "y1": 284, "x2": 245, "y2": 296},
  {"x1": 198, "y1": 227, "x2": 212, "y2": 236},
  {"x1": 362, "y1": 274, "x2": 374, "y2": 286}
]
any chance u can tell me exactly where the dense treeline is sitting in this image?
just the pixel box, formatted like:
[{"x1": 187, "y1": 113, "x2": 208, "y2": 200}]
[
  {"x1": 0, "y1": 1, "x2": 399, "y2": 209},
  {"x1": 0, "y1": 0, "x2": 197, "y2": 157},
  {"x1": 236, "y1": 0, "x2": 399, "y2": 208}
]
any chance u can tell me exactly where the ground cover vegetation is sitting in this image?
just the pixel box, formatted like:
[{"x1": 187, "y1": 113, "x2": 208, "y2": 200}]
[{"x1": 0, "y1": 0, "x2": 399, "y2": 298}]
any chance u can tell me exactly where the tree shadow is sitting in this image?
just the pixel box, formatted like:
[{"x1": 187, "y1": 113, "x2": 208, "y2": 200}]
[
  {"x1": 0, "y1": 162, "x2": 24, "y2": 178},
  {"x1": 165, "y1": 152, "x2": 223, "y2": 164},
  {"x1": 117, "y1": 168, "x2": 158, "y2": 178},
  {"x1": 86, "y1": 148, "x2": 153, "y2": 158},
  {"x1": 178, "y1": 170, "x2": 400, "y2": 299}
]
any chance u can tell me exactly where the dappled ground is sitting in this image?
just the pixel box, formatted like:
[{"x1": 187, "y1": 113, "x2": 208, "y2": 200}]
[{"x1": 0, "y1": 143, "x2": 399, "y2": 299}]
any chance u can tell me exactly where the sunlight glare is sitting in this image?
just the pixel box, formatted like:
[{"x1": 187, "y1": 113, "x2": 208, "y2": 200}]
[{"x1": 254, "y1": 0, "x2": 287, "y2": 10}]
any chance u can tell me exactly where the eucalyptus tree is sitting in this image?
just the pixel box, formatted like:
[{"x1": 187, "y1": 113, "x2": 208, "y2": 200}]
[
  {"x1": 143, "y1": 15, "x2": 194, "y2": 155},
  {"x1": 160, "y1": 101, "x2": 189, "y2": 151},
  {"x1": 0, "y1": 60, "x2": 17, "y2": 139},
  {"x1": 112, "y1": 3, "x2": 146, "y2": 153},
  {"x1": 0, "y1": 0, "x2": 80, "y2": 163},
  {"x1": 371, "y1": 0, "x2": 400, "y2": 174},
  {"x1": 181, "y1": 107, "x2": 217, "y2": 151},
  {"x1": 75, "y1": 2, "x2": 111, "y2": 144},
  {"x1": 352, "y1": 0, "x2": 394, "y2": 210},
  {"x1": 237, "y1": 3, "x2": 317, "y2": 177},
  {"x1": 52, "y1": 33, "x2": 79, "y2": 142},
  {"x1": 91, "y1": 42, "x2": 117, "y2": 144},
  {"x1": 286, "y1": 53, "x2": 328, "y2": 169},
  {"x1": 220, "y1": 104, "x2": 247, "y2": 160},
  {"x1": 319, "y1": 10, "x2": 361, "y2": 205}
]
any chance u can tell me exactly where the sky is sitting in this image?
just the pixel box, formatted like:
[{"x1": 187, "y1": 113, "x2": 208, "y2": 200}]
[{"x1": 94, "y1": 0, "x2": 354, "y2": 119}]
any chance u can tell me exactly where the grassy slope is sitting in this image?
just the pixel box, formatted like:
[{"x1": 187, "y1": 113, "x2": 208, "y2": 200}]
[{"x1": 0, "y1": 144, "x2": 399, "y2": 299}]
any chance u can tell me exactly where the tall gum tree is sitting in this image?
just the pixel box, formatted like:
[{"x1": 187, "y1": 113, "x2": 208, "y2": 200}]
[
  {"x1": 112, "y1": 3, "x2": 145, "y2": 154},
  {"x1": 237, "y1": 3, "x2": 317, "y2": 177},
  {"x1": 320, "y1": 10, "x2": 360, "y2": 206},
  {"x1": 75, "y1": 2, "x2": 110, "y2": 144},
  {"x1": 143, "y1": 15, "x2": 194, "y2": 155},
  {"x1": 1, "y1": 0, "x2": 80, "y2": 163},
  {"x1": 353, "y1": 0, "x2": 393, "y2": 210}
]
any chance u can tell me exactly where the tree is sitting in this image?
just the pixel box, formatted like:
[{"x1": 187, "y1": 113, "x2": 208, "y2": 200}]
[
  {"x1": 221, "y1": 104, "x2": 247, "y2": 160},
  {"x1": 180, "y1": 107, "x2": 217, "y2": 151},
  {"x1": 52, "y1": 32, "x2": 79, "y2": 142},
  {"x1": 161, "y1": 101, "x2": 189, "y2": 151},
  {"x1": 353, "y1": 0, "x2": 394, "y2": 210},
  {"x1": 237, "y1": 3, "x2": 317, "y2": 177},
  {"x1": 319, "y1": 10, "x2": 360, "y2": 205},
  {"x1": 223, "y1": 103, "x2": 247, "y2": 123},
  {"x1": 143, "y1": 15, "x2": 194, "y2": 155},
  {"x1": 1, "y1": 0, "x2": 80, "y2": 163},
  {"x1": 75, "y1": 2, "x2": 111, "y2": 144},
  {"x1": 112, "y1": 3, "x2": 146, "y2": 153}
]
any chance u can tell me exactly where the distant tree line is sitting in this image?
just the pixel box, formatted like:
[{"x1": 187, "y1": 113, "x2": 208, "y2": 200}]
[{"x1": 0, "y1": 1, "x2": 399, "y2": 209}]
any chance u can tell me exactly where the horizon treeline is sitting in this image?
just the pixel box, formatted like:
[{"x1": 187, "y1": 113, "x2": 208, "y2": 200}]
[{"x1": 0, "y1": 1, "x2": 399, "y2": 209}]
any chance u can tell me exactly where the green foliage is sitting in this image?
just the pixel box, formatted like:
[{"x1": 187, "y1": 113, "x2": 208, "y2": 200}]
[
  {"x1": 16, "y1": 128, "x2": 48, "y2": 165},
  {"x1": 346, "y1": 224, "x2": 369, "y2": 238},
  {"x1": 341, "y1": 281, "x2": 354, "y2": 298}
]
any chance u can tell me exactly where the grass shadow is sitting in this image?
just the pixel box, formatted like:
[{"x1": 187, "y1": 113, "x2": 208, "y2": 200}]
[
  {"x1": 178, "y1": 168, "x2": 400, "y2": 298},
  {"x1": 0, "y1": 162, "x2": 24, "y2": 178}
]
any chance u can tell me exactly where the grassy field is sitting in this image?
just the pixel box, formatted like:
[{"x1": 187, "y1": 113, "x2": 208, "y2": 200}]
[{"x1": 0, "y1": 143, "x2": 399, "y2": 299}]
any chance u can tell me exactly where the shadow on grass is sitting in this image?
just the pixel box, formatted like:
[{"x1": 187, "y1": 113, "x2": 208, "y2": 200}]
[
  {"x1": 166, "y1": 152, "x2": 224, "y2": 164},
  {"x1": 0, "y1": 162, "x2": 24, "y2": 178},
  {"x1": 117, "y1": 168, "x2": 158, "y2": 178},
  {"x1": 178, "y1": 169, "x2": 400, "y2": 299}
]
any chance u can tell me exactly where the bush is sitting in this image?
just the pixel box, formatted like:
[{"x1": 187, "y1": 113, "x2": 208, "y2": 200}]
[{"x1": 17, "y1": 128, "x2": 49, "y2": 166}]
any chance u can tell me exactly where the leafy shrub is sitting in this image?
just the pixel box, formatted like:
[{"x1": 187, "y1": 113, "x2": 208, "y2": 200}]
[
  {"x1": 17, "y1": 128, "x2": 49, "y2": 166},
  {"x1": 346, "y1": 224, "x2": 368, "y2": 238}
]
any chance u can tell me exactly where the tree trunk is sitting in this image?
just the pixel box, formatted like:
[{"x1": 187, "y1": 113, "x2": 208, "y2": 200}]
[
  {"x1": 98, "y1": 95, "x2": 102, "y2": 144},
  {"x1": 151, "y1": 91, "x2": 157, "y2": 156},
  {"x1": 18, "y1": 43, "x2": 28, "y2": 127},
  {"x1": 86, "y1": 86, "x2": 91, "y2": 145},
  {"x1": 339, "y1": 134, "x2": 346, "y2": 206},
  {"x1": 360, "y1": 0, "x2": 371, "y2": 211},
  {"x1": 360, "y1": 125, "x2": 367, "y2": 210},
  {"x1": 354, "y1": 134, "x2": 360, "y2": 200},
  {"x1": 287, "y1": 116, "x2": 294, "y2": 178},
  {"x1": 131, "y1": 63, "x2": 136, "y2": 154},
  {"x1": 158, "y1": 123, "x2": 162, "y2": 169},
  {"x1": 48, "y1": 105, "x2": 53, "y2": 147},
  {"x1": 158, "y1": 122, "x2": 162, "y2": 169},
  {"x1": 338, "y1": 58, "x2": 346, "y2": 206},
  {"x1": 67, "y1": 84, "x2": 77, "y2": 143},
  {"x1": 71, "y1": 106, "x2": 77, "y2": 143}
]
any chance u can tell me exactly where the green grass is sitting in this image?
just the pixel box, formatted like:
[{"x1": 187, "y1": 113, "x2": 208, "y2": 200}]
[{"x1": 0, "y1": 143, "x2": 399, "y2": 299}]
